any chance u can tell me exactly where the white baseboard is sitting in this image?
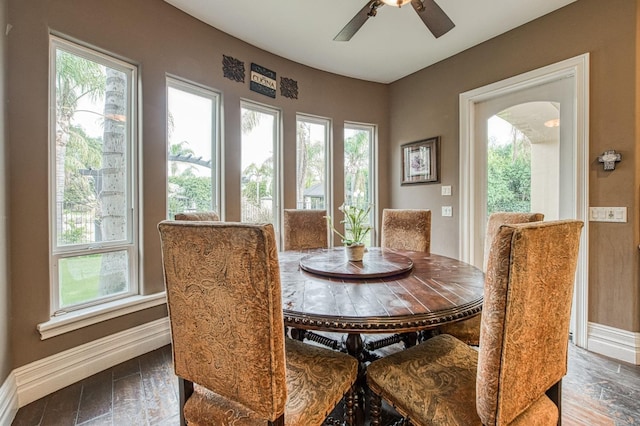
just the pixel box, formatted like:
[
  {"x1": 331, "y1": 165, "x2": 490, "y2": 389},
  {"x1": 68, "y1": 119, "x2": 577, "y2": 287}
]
[
  {"x1": 587, "y1": 322, "x2": 640, "y2": 365},
  {"x1": 12, "y1": 317, "x2": 171, "y2": 409},
  {"x1": 0, "y1": 372, "x2": 18, "y2": 426}
]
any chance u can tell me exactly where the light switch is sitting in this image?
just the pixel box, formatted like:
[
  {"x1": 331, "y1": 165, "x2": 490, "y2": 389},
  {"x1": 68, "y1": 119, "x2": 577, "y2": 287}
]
[
  {"x1": 442, "y1": 206, "x2": 452, "y2": 217},
  {"x1": 441, "y1": 185, "x2": 452, "y2": 196},
  {"x1": 589, "y1": 207, "x2": 627, "y2": 223}
]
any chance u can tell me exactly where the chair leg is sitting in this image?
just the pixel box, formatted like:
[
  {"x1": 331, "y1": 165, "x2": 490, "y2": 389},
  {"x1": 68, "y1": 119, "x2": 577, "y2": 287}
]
[
  {"x1": 268, "y1": 414, "x2": 285, "y2": 426},
  {"x1": 178, "y1": 378, "x2": 194, "y2": 426},
  {"x1": 546, "y1": 379, "x2": 562, "y2": 425},
  {"x1": 370, "y1": 391, "x2": 382, "y2": 426}
]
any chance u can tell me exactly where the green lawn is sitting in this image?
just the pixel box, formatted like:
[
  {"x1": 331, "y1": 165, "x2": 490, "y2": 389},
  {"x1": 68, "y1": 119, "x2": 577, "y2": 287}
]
[{"x1": 59, "y1": 254, "x2": 101, "y2": 306}]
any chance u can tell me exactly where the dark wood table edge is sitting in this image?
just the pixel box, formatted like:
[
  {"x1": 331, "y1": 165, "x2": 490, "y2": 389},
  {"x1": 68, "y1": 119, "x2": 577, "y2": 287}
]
[{"x1": 283, "y1": 301, "x2": 483, "y2": 333}]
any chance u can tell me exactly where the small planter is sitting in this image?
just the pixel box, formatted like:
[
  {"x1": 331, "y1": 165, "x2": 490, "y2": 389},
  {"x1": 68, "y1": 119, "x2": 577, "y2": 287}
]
[{"x1": 345, "y1": 243, "x2": 365, "y2": 262}]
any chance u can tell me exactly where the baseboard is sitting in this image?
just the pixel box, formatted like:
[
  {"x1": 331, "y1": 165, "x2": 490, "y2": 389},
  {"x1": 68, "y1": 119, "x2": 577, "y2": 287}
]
[
  {"x1": 12, "y1": 317, "x2": 171, "y2": 408},
  {"x1": 0, "y1": 372, "x2": 18, "y2": 426},
  {"x1": 587, "y1": 322, "x2": 640, "y2": 365}
]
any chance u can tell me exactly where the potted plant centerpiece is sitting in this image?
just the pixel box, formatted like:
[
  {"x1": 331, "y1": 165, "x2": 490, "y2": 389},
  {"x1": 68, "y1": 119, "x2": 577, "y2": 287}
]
[{"x1": 326, "y1": 203, "x2": 372, "y2": 262}]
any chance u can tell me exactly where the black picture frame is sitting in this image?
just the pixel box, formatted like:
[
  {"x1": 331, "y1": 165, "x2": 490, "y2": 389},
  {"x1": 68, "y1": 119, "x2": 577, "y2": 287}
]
[{"x1": 401, "y1": 137, "x2": 439, "y2": 185}]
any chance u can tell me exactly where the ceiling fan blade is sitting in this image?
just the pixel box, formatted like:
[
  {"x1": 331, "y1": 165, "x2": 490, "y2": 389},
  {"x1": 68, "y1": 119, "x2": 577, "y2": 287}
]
[
  {"x1": 411, "y1": 0, "x2": 455, "y2": 38},
  {"x1": 334, "y1": 1, "x2": 382, "y2": 42}
]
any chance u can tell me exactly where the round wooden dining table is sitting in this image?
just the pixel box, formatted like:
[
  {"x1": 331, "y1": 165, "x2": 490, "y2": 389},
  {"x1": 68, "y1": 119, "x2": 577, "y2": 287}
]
[
  {"x1": 280, "y1": 247, "x2": 484, "y2": 424},
  {"x1": 279, "y1": 247, "x2": 485, "y2": 358}
]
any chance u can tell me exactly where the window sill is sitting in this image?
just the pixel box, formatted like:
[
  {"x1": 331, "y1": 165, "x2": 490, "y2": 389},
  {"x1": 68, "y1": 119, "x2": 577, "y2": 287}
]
[{"x1": 37, "y1": 293, "x2": 167, "y2": 340}]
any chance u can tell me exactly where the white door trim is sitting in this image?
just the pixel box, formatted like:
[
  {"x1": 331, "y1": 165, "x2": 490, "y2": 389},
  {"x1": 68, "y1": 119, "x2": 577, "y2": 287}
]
[{"x1": 459, "y1": 53, "x2": 590, "y2": 348}]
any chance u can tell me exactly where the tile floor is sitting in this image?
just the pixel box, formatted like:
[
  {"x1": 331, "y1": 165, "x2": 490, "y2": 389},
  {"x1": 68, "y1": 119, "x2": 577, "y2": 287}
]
[{"x1": 11, "y1": 342, "x2": 640, "y2": 425}]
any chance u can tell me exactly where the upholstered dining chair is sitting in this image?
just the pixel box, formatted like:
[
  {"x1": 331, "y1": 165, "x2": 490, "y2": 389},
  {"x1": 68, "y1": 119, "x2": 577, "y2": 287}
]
[
  {"x1": 283, "y1": 209, "x2": 328, "y2": 251},
  {"x1": 438, "y1": 211, "x2": 544, "y2": 346},
  {"x1": 368, "y1": 209, "x2": 431, "y2": 352},
  {"x1": 380, "y1": 209, "x2": 431, "y2": 252},
  {"x1": 367, "y1": 219, "x2": 583, "y2": 425},
  {"x1": 174, "y1": 211, "x2": 219, "y2": 221},
  {"x1": 283, "y1": 209, "x2": 345, "y2": 350},
  {"x1": 158, "y1": 221, "x2": 358, "y2": 426}
]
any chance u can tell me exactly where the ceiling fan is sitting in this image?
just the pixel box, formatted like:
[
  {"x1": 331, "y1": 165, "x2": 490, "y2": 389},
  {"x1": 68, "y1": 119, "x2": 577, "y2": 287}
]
[{"x1": 334, "y1": 0, "x2": 455, "y2": 42}]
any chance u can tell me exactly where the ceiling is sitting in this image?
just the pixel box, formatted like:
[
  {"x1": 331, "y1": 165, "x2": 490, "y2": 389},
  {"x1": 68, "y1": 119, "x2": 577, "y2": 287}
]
[{"x1": 163, "y1": 0, "x2": 576, "y2": 84}]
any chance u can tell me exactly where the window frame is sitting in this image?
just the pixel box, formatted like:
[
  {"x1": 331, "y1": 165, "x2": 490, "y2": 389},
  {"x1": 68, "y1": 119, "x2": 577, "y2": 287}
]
[
  {"x1": 239, "y1": 99, "x2": 282, "y2": 236},
  {"x1": 344, "y1": 121, "x2": 378, "y2": 246},
  {"x1": 166, "y1": 76, "x2": 222, "y2": 219},
  {"x1": 295, "y1": 113, "x2": 333, "y2": 212},
  {"x1": 48, "y1": 35, "x2": 139, "y2": 315}
]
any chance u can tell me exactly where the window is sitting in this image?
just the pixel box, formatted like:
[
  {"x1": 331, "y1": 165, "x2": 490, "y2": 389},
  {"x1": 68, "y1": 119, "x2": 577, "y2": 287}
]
[
  {"x1": 344, "y1": 123, "x2": 377, "y2": 245},
  {"x1": 240, "y1": 101, "x2": 281, "y2": 231},
  {"x1": 296, "y1": 114, "x2": 331, "y2": 210},
  {"x1": 166, "y1": 78, "x2": 221, "y2": 219},
  {"x1": 49, "y1": 36, "x2": 138, "y2": 313}
]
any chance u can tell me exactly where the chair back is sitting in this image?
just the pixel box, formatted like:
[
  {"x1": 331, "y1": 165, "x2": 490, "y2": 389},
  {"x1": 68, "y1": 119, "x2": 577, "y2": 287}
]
[
  {"x1": 476, "y1": 219, "x2": 583, "y2": 425},
  {"x1": 174, "y1": 211, "x2": 219, "y2": 221},
  {"x1": 380, "y1": 209, "x2": 431, "y2": 252},
  {"x1": 283, "y1": 209, "x2": 328, "y2": 250},
  {"x1": 483, "y1": 212, "x2": 544, "y2": 272},
  {"x1": 158, "y1": 221, "x2": 286, "y2": 420}
]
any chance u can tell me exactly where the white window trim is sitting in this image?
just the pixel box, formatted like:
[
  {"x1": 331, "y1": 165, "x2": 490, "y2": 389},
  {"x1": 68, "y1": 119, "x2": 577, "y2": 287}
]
[
  {"x1": 166, "y1": 75, "x2": 223, "y2": 218},
  {"x1": 295, "y1": 113, "x2": 333, "y2": 213},
  {"x1": 37, "y1": 293, "x2": 167, "y2": 340},
  {"x1": 344, "y1": 121, "x2": 378, "y2": 245},
  {"x1": 49, "y1": 35, "x2": 139, "y2": 314},
  {"x1": 240, "y1": 99, "x2": 282, "y2": 235}
]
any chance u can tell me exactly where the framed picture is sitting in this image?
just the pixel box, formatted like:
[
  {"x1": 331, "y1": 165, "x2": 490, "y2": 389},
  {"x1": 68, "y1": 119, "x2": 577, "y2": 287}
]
[{"x1": 401, "y1": 137, "x2": 439, "y2": 185}]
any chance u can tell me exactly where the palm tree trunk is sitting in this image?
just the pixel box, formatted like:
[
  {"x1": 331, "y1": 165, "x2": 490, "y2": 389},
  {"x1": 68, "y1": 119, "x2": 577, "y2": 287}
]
[{"x1": 98, "y1": 68, "x2": 128, "y2": 296}]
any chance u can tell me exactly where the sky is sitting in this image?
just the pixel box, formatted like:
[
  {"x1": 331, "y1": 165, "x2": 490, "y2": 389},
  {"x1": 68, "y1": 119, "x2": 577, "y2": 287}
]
[{"x1": 76, "y1": 86, "x2": 514, "y2": 176}]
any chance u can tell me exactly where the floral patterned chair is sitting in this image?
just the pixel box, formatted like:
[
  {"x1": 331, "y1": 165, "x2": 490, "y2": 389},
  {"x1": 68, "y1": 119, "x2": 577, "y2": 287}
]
[
  {"x1": 283, "y1": 209, "x2": 328, "y2": 251},
  {"x1": 367, "y1": 219, "x2": 583, "y2": 425},
  {"x1": 380, "y1": 209, "x2": 431, "y2": 252},
  {"x1": 174, "y1": 211, "x2": 219, "y2": 221},
  {"x1": 158, "y1": 221, "x2": 358, "y2": 426},
  {"x1": 438, "y1": 212, "x2": 544, "y2": 346}
]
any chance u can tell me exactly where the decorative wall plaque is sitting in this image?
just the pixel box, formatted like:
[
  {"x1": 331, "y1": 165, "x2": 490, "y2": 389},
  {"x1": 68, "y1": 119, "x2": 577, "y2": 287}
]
[
  {"x1": 598, "y1": 150, "x2": 621, "y2": 171},
  {"x1": 280, "y1": 77, "x2": 298, "y2": 99},
  {"x1": 222, "y1": 55, "x2": 245, "y2": 83},
  {"x1": 250, "y1": 63, "x2": 276, "y2": 98}
]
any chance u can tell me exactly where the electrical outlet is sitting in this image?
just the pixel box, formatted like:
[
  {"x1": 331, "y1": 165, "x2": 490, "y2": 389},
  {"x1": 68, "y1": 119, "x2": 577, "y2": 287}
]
[
  {"x1": 442, "y1": 206, "x2": 452, "y2": 217},
  {"x1": 441, "y1": 185, "x2": 451, "y2": 196}
]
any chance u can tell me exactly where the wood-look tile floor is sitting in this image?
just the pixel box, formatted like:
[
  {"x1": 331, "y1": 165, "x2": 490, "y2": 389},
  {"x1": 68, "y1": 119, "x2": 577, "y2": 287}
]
[{"x1": 11, "y1": 342, "x2": 640, "y2": 426}]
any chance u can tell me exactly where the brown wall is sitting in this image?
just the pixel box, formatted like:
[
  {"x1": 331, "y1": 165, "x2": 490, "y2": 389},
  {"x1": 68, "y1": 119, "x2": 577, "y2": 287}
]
[
  {"x1": 7, "y1": 0, "x2": 389, "y2": 367},
  {"x1": 389, "y1": 0, "x2": 640, "y2": 331},
  {"x1": 7, "y1": 0, "x2": 640, "y2": 373},
  {"x1": 1, "y1": 0, "x2": 10, "y2": 383}
]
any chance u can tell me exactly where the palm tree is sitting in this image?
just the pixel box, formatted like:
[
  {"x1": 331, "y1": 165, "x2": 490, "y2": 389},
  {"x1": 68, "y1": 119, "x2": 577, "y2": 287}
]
[
  {"x1": 241, "y1": 109, "x2": 261, "y2": 133},
  {"x1": 98, "y1": 68, "x2": 128, "y2": 296},
  {"x1": 54, "y1": 50, "x2": 104, "y2": 243},
  {"x1": 168, "y1": 141, "x2": 197, "y2": 176},
  {"x1": 344, "y1": 131, "x2": 370, "y2": 208}
]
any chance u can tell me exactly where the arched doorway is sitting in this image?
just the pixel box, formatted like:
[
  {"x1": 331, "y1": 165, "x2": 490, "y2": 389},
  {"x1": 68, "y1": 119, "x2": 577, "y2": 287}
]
[{"x1": 459, "y1": 54, "x2": 589, "y2": 347}]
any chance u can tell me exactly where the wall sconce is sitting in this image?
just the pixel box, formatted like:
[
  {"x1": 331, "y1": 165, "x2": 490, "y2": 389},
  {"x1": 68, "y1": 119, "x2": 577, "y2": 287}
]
[{"x1": 598, "y1": 150, "x2": 621, "y2": 171}]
